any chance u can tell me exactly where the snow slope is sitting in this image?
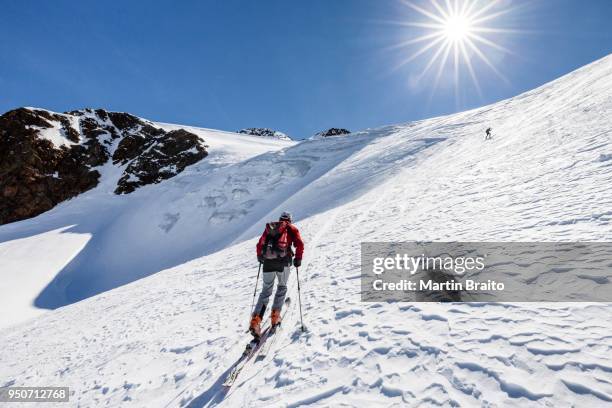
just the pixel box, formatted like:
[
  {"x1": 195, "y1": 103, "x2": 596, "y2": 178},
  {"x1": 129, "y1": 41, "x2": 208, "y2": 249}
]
[
  {"x1": 1, "y1": 54, "x2": 612, "y2": 407},
  {"x1": 0, "y1": 126, "x2": 294, "y2": 328}
]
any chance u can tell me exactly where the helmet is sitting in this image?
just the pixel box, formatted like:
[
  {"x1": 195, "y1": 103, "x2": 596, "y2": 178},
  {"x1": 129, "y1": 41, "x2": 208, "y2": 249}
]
[{"x1": 279, "y1": 211, "x2": 292, "y2": 222}]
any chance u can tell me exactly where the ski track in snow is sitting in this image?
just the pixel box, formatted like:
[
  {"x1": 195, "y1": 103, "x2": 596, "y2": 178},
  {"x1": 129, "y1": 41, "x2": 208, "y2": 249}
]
[{"x1": 1, "y1": 55, "x2": 612, "y2": 407}]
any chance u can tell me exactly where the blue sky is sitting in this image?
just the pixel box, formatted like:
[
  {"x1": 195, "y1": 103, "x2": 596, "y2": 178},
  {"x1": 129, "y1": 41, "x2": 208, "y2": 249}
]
[{"x1": 1, "y1": 1, "x2": 611, "y2": 139}]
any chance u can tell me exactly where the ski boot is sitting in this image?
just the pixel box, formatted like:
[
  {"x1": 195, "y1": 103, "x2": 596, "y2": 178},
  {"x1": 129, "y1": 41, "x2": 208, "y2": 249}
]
[
  {"x1": 271, "y1": 309, "x2": 282, "y2": 328},
  {"x1": 249, "y1": 315, "x2": 262, "y2": 338}
]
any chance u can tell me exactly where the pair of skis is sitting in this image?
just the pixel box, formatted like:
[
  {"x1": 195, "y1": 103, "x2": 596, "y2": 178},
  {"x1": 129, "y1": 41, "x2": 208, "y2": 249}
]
[{"x1": 223, "y1": 298, "x2": 291, "y2": 388}]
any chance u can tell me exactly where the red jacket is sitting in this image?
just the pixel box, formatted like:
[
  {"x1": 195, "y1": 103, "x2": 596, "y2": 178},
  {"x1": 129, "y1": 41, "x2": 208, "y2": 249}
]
[{"x1": 256, "y1": 222, "x2": 304, "y2": 260}]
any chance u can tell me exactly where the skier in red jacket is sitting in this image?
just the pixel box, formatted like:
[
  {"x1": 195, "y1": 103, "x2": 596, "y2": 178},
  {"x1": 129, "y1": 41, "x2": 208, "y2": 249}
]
[{"x1": 250, "y1": 211, "x2": 304, "y2": 337}]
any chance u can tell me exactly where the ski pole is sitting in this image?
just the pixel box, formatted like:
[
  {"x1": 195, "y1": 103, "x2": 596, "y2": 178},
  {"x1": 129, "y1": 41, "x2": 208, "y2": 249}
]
[
  {"x1": 250, "y1": 262, "x2": 262, "y2": 316},
  {"x1": 296, "y1": 266, "x2": 305, "y2": 332}
]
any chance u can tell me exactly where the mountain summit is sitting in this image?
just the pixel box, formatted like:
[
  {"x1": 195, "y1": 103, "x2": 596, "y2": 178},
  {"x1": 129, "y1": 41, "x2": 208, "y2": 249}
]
[{"x1": 238, "y1": 127, "x2": 292, "y2": 141}]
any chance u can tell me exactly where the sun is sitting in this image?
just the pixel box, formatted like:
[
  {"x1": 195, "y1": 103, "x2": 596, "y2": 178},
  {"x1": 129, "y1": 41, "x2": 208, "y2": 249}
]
[
  {"x1": 391, "y1": 0, "x2": 516, "y2": 100},
  {"x1": 444, "y1": 15, "x2": 472, "y2": 42}
]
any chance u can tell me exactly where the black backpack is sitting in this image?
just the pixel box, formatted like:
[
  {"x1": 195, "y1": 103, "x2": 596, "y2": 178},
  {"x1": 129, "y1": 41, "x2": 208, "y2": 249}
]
[{"x1": 263, "y1": 221, "x2": 290, "y2": 260}]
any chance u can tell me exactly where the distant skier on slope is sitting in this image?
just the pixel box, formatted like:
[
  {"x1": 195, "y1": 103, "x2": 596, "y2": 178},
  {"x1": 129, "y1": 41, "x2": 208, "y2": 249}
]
[
  {"x1": 250, "y1": 211, "x2": 304, "y2": 338},
  {"x1": 485, "y1": 127, "x2": 493, "y2": 140}
]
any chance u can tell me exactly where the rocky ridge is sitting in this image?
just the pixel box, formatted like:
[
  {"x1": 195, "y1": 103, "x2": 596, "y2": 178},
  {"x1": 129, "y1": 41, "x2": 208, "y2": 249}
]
[{"x1": 0, "y1": 108, "x2": 208, "y2": 224}]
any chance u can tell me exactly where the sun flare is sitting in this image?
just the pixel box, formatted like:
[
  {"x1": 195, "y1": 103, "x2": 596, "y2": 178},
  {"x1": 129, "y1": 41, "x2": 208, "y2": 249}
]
[{"x1": 392, "y1": 0, "x2": 516, "y2": 101}]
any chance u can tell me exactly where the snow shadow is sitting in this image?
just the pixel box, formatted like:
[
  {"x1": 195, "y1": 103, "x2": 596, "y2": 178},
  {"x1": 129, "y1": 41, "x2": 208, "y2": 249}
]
[{"x1": 183, "y1": 369, "x2": 231, "y2": 408}]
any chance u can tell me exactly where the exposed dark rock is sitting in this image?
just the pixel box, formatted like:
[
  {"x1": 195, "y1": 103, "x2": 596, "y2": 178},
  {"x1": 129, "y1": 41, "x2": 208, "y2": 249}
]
[
  {"x1": 238, "y1": 128, "x2": 292, "y2": 141},
  {"x1": 113, "y1": 133, "x2": 150, "y2": 165},
  {"x1": 0, "y1": 108, "x2": 208, "y2": 224},
  {"x1": 0, "y1": 108, "x2": 99, "y2": 224},
  {"x1": 115, "y1": 129, "x2": 208, "y2": 194},
  {"x1": 315, "y1": 128, "x2": 351, "y2": 138}
]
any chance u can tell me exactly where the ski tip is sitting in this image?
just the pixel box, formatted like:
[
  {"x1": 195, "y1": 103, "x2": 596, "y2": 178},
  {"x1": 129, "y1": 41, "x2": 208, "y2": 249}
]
[{"x1": 223, "y1": 373, "x2": 238, "y2": 388}]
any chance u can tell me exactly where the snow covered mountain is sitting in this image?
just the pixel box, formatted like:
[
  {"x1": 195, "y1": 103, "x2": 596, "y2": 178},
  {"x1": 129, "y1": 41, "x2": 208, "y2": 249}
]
[
  {"x1": 237, "y1": 128, "x2": 292, "y2": 141},
  {"x1": 0, "y1": 121, "x2": 295, "y2": 328},
  {"x1": 0, "y1": 108, "x2": 211, "y2": 225},
  {"x1": 1, "y1": 54, "x2": 611, "y2": 407},
  {"x1": 311, "y1": 127, "x2": 352, "y2": 139}
]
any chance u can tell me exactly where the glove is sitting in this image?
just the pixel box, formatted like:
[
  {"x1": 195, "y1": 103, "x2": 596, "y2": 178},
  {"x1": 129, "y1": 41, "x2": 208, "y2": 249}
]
[
  {"x1": 293, "y1": 258, "x2": 301, "y2": 267},
  {"x1": 258, "y1": 255, "x2": 264, "y2": 264}
]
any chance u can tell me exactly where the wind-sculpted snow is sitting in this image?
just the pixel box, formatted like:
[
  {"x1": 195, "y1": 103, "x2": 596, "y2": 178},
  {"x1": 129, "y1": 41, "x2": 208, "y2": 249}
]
[
  {"x1": 1, "y1": 224, "x2": 610, "y2": 407},
  {"x1": 30, "y1": 128, "x2": 392, "y2": 310},
  {"x1": 1, "y1": 54, "x2": 612, "y2": 406}
]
